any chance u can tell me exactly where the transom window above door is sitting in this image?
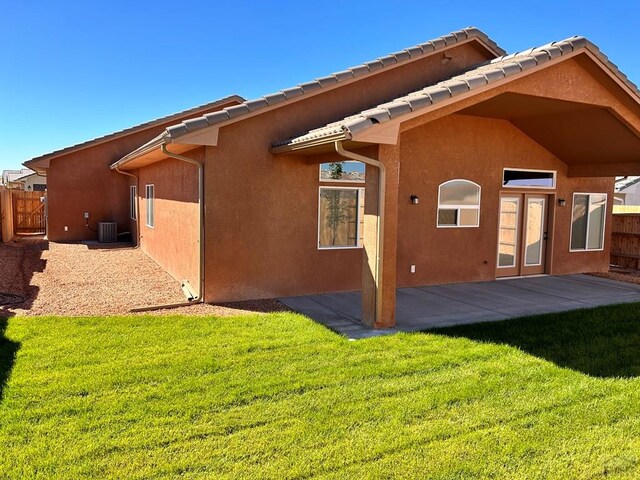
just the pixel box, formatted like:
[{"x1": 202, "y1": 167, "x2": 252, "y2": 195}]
[
  {"x1": 437, "y1": 179, "x2": 481, "y2": 227},
  {"x1": 503, "y1": 169, "x2": 556, "y2": 189}
]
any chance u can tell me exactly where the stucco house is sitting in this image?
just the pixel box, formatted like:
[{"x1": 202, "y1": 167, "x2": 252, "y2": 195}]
[
  {"x1": 13, "y1": 172, "x2": 47, "y2": 192},
  {"x1": 1, "y1": 168, "x2": 35, "y2": 188},
  {"x1": 23, "y1": 96, "x2": 243, "y2": 242},
  {"x1": 615, "y1": 176, "x2": 640, "y2": 205},
  {"x1": 27, "y1": 28, "x2": 640, "y2": 329}
]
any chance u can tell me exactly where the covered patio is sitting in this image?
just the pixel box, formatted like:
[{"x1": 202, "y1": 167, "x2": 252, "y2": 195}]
[
  {"x1": 273, "y1": 37, "x2": 640, "y2": 331},
  {"x1": 280, "y1": 274, "x2": 640, "y2": 339}
]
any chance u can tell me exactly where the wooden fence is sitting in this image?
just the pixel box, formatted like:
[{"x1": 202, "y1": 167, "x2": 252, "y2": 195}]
[
  {"x1": 611, "y1": 214, "x2": 640, "y2": 269},
  {"x1": 12, "y1": 190, "x2": 46, "y2": 235}
]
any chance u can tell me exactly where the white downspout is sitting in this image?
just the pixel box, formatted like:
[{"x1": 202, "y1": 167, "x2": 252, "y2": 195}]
[
  {"x1": 334, "y1": 141, "x2": 386, "y2": 325},
  {"x1": 113, "y1": 164, "x2": 140, "y2": 248},
  {"x1": 160, "y1": 144, "x2": 205, "y2": 303}
]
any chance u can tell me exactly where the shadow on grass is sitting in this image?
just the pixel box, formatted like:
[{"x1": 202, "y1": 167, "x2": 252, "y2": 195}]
[
  {"x1": 0, "y1": 318, "x2": 20, "y2": 402},
  {"x1": 433, "y1": 302, "x2": 640, "y2": 379}
]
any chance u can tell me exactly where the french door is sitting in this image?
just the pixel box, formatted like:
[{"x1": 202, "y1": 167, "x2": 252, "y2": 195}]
[{"x1": 496, "y1": 193, "x2": 548, "y2": 277}]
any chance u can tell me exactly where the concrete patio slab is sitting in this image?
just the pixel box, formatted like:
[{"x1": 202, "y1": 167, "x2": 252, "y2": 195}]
[{"x1": 279, "y1": 274, "x2": 640, "y2": 339}]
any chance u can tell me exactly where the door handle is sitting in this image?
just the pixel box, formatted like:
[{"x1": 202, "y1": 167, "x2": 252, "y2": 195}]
[{"x1": 543, "y1": 232, "x2": 548, "y2": 240}]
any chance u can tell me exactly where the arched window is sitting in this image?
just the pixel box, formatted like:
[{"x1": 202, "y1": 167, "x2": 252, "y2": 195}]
[{"x1": 437, "y1": 179, "x2": 481, "y2": 227}]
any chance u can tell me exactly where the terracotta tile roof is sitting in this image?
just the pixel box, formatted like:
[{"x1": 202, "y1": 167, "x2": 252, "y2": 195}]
[
  {"x1": 162, "y1": 27, "x2": 505, "y2": 140},
  {"x1": 24, "y1": 95, "x2": 244, "y2": 168},
  {"x1": 272, "y1": 36, "x2": 640, "y2": 151}
]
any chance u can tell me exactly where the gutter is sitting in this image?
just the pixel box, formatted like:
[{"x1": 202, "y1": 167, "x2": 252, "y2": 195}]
[
  {"x1": 112, "y1": 141, "x2": 206, "y2": 311},
  {"x1": 334, "y1": 141, "x2": 386, "y2": 327},
  {"x1": 111, "y1": 133, "x2": 169, "y2": 170},
  {"x1": 114, "y1": 143, "x2": 206, "y2": 312},
  {"x1": 113, "y1": 164, "x2": 141, "y2": 248},
  {"x1": 159, "y1": 144, "x2": 205, "y2": 304},
  {"x1": 270, "y1": 131, "x2": 350, "y2": 155}
]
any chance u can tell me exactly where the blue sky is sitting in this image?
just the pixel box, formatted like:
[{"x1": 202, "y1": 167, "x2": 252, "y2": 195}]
[{"x1": 1, "y1": 0, "x2": 639, "y2": 172}]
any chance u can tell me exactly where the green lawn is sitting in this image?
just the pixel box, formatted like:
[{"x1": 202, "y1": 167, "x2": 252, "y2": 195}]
[{"x1": 2, "y1": 305, "x2": 640, "y2": 479}]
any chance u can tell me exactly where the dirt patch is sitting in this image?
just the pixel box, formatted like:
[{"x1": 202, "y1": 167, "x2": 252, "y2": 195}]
[
  {"x1": 588, "y1": 267, "x2": 640, "y2": 286},
  {"x1": 0, "y1": 238, "x2": 289, "y2": 318}
]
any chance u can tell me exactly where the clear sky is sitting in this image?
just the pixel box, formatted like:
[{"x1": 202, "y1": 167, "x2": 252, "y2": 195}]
[{"x1": 1, "y1": 0, "x2": 638, "y2": 172}]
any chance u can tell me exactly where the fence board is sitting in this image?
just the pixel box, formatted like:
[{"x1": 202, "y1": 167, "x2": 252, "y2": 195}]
[
  {"x1": 12, "y1": 190, "x2": 46, "y2": 234},
  {"x1": 611, "y1": 214, "x2": 640, "y2": 269}
]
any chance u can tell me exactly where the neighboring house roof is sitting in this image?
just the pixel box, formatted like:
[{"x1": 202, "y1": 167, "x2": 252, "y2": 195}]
[
  {"x1": 271, "y1": 36, "x2": 640, "y2": 151},
  {"x1": 15, "y1": 172, "x2": 45, "y2": 182},
  {"x1": 1, "y1": 168, "x2": 34, "y2": 184},
  {"x1": 24, "y1": 94, "x2": 245, "y2": 172},
  {"x1": 615, "y1": 176, "x2": 640, "y2": 192},
  {"x1": 113, "y1": 27, "x2": 506, "y2": 169}
]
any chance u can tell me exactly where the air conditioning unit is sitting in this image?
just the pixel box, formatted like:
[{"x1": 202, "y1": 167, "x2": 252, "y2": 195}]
[{"x1": 98, "y1": 222, "x2": 117, "y2": 243}]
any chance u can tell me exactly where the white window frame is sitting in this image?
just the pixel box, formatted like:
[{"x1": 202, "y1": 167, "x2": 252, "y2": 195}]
[
  {"x1": 318, "y1": 161, "x2": 366, "y2": 183},
  {"x1": 496, "y1": 196, "x2": 520, "y2": 269},
  {"x1": 437, "y1": 179, "x2": 481, "y2": 228},
  {"x1": 145, "y1": 184, "x2": 155, "y2": 229},
  {"x1": 130, "y1": 185, "x2": 137, "y2": 221},
  {"x1": 569, "y1": 192, "x2": 607, "y2": 252},
  {"x1": 317, "y1": 186, "x2": 364, "y2": 250},
  {"x1": 502, "y1": 168, "x2": 557, "y2": 190},
  {"x1": 523, "y1": 197, "x2": 546, "y2": 267}
]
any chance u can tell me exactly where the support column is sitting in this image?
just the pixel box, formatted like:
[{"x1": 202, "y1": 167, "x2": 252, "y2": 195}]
[{"x1": 362, "y1": 144, "x2": 400, "y2": 329}]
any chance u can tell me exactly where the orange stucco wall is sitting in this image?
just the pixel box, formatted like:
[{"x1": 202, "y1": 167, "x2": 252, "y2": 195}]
[
  {"x1": 44, "y1": 99, "x2": 240, "y2": 242},
  {"x1": 47, "y1": 141, "x2": 133, "y2": 242},
  {"x1": 136, "y1": 156, "x2": 200, "y2": 290},
  {"x1": 116, "y1": 46, "x2": 633, "y2": 305},
  {"x1": 200, "y1": 112, "x2": 612, "y2": 303},
  {"x1": 396, "y1": 113, "x2": 612, "y2": 287},
  {"x1": 199, "y1": 43, "x2": 495, "y2": 302},
  {"x1": 196, "y1": 53, "x2": 619, "y2": 303}
]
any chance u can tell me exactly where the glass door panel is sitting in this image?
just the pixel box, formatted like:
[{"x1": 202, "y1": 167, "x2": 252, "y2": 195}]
[
  {"x1": 524, "y1": 198, "x2": 544, "y2": 266},
  {"x1": 497, "y1": 194, "x2": 548, "y2": 278},
  {"x1": 521, "y1": 194, "x2": 548, "y2": 276},
  {"x1": 497, "y1": 196, "x2": 520, "y2": 276}
]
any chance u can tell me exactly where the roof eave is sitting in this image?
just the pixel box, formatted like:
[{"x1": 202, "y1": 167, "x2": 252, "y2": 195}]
[
  {"x1": 110, "y1": 134, "x2": 170, "y2": 171},
  {"x1": 22, "y1": 159, "x2": 48, "y2": 176},
  {"x1": 272, "y1": 40, "x2": 640, "y2": 151},
  {"x1": 166, "y1": 28, "x2": 505, "y2": 145},
  {"x1": 25, "y1": 94, "x2": 244, "y2": 167},
  {"x1": 270, "y1": 131, "x2": 351, "y2": 155}
]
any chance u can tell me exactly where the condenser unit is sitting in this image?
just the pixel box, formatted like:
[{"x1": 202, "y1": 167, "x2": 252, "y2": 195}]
[{"x1": 98, "y1": 222, "x2": 117, "y2": 243}]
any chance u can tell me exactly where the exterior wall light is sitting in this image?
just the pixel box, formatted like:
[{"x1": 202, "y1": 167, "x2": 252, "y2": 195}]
[
  {"x1": 558, "y1": 198, "x2": 566, "y2": 207},
  {"x1": 411, "y1": 195, "x2": 420, "y2": 205}
]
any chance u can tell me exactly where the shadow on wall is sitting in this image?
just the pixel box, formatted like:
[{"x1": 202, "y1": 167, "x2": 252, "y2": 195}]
[
  {"x1": 432, "y1": 302, "x2": 640, "y2": 379},
  {"x1": 0, "y1": 238, "x2": 48, "y2": 318},
  {"x1": 0, "y1": 318, "x2": 19, "y2": 403}
]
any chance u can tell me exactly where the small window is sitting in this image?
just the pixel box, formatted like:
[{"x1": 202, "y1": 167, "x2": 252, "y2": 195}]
[
  {"x1": 319, "y1": 161, "x2": 365, "y2": 182},
  {"x1": 145, "y1": 184, "x2": 154, "y2": 228},
  {"x1": 503, "y1": 169, "x2": 556, "y2": 189},
  {"x1": 437, "y1": 179, "x2": 480, "y2": 227},
  {"x1": 318, "y1": 187, "x2": 364, "y2": 249},
  {"x1": 130, "y1": 185, "x2": 137, "y2": 221},
  {"x1": 570, "y1": 193, "x2": 607, "y2": 251}
]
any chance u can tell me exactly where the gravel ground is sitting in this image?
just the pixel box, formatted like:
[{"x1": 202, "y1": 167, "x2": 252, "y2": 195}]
[
  {"x1": 0, "y1": 238, "x2": 289, "y2": 317},
  {"x1": 588, "y1": 267, "x2": 640, "y2": 286},
  {"x1": 6, "y1": 238, "x2": 635, "y2": 319}
]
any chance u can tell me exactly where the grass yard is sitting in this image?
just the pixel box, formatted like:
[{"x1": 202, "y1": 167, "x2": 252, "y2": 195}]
[{"x1": 2, "y1": 305, "x2": 640, "y2": 478}]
